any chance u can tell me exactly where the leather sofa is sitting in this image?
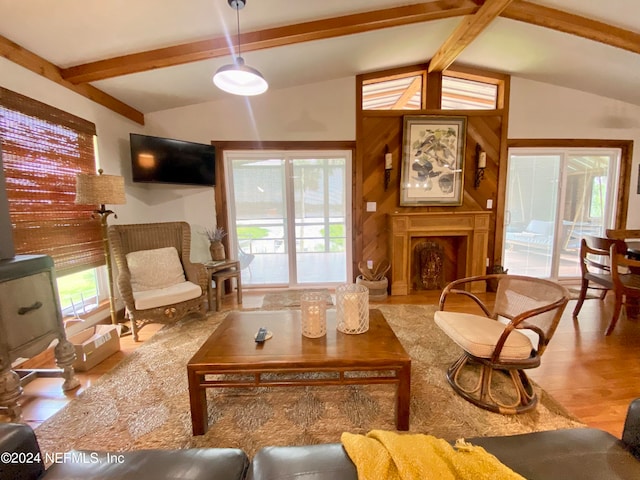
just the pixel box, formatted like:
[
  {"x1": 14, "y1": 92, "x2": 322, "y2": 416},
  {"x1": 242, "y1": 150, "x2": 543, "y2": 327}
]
[
  {"x1": 0, "y1": 422, "x2": 249, "y2": 480},
  {"x1": 2, "y1": 399, "x2": 639, "y2": 479},
  {"x1": 248, "y1": 399, "x2": 640, "y2": 480}
]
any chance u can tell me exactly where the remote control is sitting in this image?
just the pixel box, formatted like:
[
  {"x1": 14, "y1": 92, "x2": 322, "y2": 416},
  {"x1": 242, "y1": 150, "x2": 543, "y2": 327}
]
[{"x1": 255, "y1": 327, "x2": 268, "y2": 343}]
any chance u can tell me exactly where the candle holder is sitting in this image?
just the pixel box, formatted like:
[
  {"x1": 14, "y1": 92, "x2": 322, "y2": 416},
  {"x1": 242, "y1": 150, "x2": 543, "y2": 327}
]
[
  {"x1": 336, "y1": 284, "x2": 369, "y2": 334},
  {"x1": 301, "y1": 292, "x2": 327, "y2": 338}
]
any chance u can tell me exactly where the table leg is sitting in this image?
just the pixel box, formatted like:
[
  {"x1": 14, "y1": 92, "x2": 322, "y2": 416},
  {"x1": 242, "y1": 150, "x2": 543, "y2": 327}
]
[
  {"x1": 188, "y1": 370, "x2": 208, "y2": 435},
  {"x1": 396, "y1": 362, "x2": 411, "y2": 430}
]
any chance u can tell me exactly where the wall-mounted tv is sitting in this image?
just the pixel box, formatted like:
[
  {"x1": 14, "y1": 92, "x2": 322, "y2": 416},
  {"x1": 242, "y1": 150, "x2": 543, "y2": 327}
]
[{"x1": 129, "y1": 133, "x2": 215, "y2": 187}]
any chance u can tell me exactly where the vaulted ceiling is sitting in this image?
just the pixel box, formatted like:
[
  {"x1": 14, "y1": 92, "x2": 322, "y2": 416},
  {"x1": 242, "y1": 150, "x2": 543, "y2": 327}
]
[{"x1": 1, "y1": 0, "x2": 639, "y2": 125}]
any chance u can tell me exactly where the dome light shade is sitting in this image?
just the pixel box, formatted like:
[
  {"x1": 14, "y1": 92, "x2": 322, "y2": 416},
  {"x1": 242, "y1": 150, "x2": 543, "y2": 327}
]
[{"x1": 213, "y1": 57, "x2": 268, "y2": 96}]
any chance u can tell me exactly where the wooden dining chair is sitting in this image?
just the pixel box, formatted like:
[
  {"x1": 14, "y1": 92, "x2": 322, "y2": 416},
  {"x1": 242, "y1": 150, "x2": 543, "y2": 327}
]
[
  {"x1": 573, "y1": 236, "x2": 626, "y2": 319},
  {"x1": 607, "y1": 242, "x2": 640, "y2": 335}
]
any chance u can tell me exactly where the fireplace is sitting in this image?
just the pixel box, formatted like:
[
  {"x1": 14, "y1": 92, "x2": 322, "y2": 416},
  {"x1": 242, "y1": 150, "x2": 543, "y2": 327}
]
[{"x1": 388, "y1": 211, "x2": 490, "y2": 295}]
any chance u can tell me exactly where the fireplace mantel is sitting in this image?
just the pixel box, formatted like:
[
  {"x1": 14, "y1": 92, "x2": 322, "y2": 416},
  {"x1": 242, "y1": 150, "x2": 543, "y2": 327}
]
[{"x1": 388, "y1": 211, "x2": 490, "y2": 295}]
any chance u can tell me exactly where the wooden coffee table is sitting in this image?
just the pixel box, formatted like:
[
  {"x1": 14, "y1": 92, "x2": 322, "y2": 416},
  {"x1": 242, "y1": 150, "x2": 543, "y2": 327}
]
[{"x1": 187, "y1": 308, "x2": 411, "y2": 435}]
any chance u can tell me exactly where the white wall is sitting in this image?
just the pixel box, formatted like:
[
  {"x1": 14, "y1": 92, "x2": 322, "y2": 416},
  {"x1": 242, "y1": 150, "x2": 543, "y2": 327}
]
[{"x1": 509, "y1": 77, "x2": 640, "y2": 228}]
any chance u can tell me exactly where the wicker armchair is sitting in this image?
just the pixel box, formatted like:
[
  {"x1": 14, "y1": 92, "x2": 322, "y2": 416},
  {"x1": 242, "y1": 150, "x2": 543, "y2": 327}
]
[
  {"x1": 108, "y1": 222, "x2": 208, "y2": 341},
  {"x1": 435, "y1": 274, "x2": 569, "y2": 414}
]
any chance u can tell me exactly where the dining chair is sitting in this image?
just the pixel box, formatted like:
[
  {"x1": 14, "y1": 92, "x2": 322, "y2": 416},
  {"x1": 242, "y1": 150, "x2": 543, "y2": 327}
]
[
  {"x1": 434, "y1": 274, "x2": 569, "y2": 414},
  {"x1": 607, "y1": 242, "x2": 640, "y2": 335},
  {"x1": 573, "y1": 236, "x2": 626, "y2": 319}
]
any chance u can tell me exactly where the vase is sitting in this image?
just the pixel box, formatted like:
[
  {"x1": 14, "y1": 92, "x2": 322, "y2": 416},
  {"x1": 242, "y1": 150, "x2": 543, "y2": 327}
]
[
  {"x1": 355, "y1": 275, "x2": 388, "y2": 301},
  {"x1": 209, "y1": 241, "x2": 225, "y2": 261}
]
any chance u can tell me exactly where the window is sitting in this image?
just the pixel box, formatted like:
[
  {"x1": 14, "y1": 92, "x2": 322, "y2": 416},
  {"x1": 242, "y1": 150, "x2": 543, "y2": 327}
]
[
  {"x1": 362, "y1": 74, "x2": 423, "y2": 110},
  {"x1": 0, "y1": 87, "x2": 104, "y2": 315},
  {"x1": 442, "y1": 76, "x2": 497, "y2": 110}
]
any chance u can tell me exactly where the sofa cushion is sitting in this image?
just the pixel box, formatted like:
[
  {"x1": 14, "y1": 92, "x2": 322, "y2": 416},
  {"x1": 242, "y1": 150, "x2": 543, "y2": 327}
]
[
  {"x1": 434, "y1": 311, "x2": 533, "y2": 360},
  {"x1": 133, "y1": 281, "x2": 201, "y2": 310},
  {"x1": 44, "y1": 448, "x2": 249, "y2": 480},
  {"x1": 126, "y1": 247, "x2": 186, "y2": 292},
  {"x1": 468, "y1": 428, "x2": 640, "y2": 480}
]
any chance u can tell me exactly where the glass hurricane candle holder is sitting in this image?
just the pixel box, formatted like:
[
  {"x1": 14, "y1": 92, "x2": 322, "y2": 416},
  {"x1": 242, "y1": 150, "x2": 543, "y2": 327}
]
[
  {"x1": 301, "y1": 292, "x2": 327, "y2": 338},
  {"x1": 336, "y1": 283, "x2": 369, "y2": 334}
]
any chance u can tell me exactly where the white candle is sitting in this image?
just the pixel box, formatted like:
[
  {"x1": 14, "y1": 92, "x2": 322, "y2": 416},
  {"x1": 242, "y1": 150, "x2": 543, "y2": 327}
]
[
  {"x1": 478, "y1": 151, "x2": 487, "y2": 169},
  {"x1": 343, "y1": 293, "x2": 360, "y2": 330},
  {"x1": 385, "y1": 152, "x2": 393, "y2": 170}
]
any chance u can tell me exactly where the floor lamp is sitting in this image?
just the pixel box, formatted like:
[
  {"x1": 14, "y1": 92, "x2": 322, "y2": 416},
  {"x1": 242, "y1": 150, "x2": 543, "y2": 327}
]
[{"x1": 75, "y1": 169, "x2": 126, "y2": 331}]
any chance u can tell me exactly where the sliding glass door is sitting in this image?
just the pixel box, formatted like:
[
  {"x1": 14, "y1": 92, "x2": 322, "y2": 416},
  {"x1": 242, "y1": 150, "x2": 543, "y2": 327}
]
[
  {"x1": 225, "y1": 150, "x2": 352, "y2": 288},
  {"x1": 503, "y1": 148, "x2": 620, "y2": 280}
]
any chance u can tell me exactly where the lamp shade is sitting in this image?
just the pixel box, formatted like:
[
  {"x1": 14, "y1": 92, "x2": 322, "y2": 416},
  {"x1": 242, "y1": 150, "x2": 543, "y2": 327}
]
[
  {"x1": 75, "y1": 170, "x2": 126, "y2": 206},
  {"x1": 213, "y1": 57, "x2": 268, "y2": 96}
]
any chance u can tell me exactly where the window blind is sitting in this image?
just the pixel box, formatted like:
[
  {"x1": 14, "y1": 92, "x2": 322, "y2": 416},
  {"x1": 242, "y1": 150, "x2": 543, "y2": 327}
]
[{"x1": 0, "y1": 87, "x2": 104, "y2": 275}]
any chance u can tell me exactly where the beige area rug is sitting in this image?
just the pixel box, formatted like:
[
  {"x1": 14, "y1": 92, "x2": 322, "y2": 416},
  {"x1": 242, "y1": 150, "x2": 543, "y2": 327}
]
[
  {"x1": 34, "y1": 305, "x2": 584, "y2": 458},
  {"x1": 567, "y1": 287, "x2": 601, "y2": 301},
  {"x1": 261, "y1": 289, "x2": 334, "y2": 309}
]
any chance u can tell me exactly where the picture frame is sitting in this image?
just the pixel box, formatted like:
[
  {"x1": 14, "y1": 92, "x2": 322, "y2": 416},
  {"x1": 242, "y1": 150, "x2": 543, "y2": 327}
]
[{"x1": 400, "y1": 115, "x2": 467, "y2": 206}]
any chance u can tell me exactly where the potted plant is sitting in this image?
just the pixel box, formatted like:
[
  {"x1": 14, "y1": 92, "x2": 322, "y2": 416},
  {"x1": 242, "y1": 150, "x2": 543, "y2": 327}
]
[
  {"x1": 206, "y1": 227, "x2": 227, "y2": 261},
  {"x1": 356, "y1": 259, "x2": 390, "y2": 301}
]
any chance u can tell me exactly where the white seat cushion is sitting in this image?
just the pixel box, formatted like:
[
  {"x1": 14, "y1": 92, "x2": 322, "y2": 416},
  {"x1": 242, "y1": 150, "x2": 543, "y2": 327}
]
[
  {"x1": 126, "y1": 247, "x2": 186, "y2": 292},
  {"x1": 133, "y1": 281, "x2": 202, "y2": 310},
  {"x1": 434, "y1": 311, "x2": 533, "y2": 361}
]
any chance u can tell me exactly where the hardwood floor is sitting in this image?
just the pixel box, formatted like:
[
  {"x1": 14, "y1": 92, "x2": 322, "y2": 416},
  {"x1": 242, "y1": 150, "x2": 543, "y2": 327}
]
[{"x1": 5, "y1": 289, "x2": 640, "y2": 439}]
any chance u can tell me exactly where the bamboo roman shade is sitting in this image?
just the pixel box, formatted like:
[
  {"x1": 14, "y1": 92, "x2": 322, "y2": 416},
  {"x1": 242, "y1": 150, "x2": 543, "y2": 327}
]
[{"x1": 0, "y1": 87, "x2": 104, "y2": 275}]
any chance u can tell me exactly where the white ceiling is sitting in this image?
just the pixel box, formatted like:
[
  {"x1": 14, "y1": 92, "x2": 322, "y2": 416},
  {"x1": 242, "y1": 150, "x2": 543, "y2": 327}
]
[{"x1": 1, "y1": 0, "x2": 640, "y2": 115}]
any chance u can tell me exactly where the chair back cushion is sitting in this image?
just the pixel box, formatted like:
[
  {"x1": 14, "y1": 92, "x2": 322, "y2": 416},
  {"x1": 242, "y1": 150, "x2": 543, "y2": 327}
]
[{"x1": 126, "y1": 246, "x2": 186, "y2": 292}]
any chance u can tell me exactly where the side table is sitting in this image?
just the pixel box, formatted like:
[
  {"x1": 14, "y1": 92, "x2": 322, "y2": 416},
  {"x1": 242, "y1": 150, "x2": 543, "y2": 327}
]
[
  {"x1": 204, "y1": 260, "x2": 242, "y2": 311},
  {"x1": 0, "y1": 255, "x2": 80, "y2": 422}
]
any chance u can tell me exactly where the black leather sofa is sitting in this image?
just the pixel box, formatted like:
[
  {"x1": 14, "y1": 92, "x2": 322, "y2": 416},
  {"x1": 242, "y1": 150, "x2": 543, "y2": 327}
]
[
  {"x1": 2, "y1": 399, "x2": 639, "y2": 479},
  {"x1": 248, "y1": 399, "x2": 640, "y2": 480},
  {"x1": 0, "y1": 422, "x2": 249, "y2": 480}
]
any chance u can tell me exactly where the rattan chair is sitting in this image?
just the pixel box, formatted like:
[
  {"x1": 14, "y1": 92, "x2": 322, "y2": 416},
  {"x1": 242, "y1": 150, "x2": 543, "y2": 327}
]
[
  {"x1": 108, "y1": 222, "x2": 208, "y2": 341},
  {"x1": 573, "y1": 236, "x2": 626, "y2": 319},
  {"x1": 435, "y1": 274, "x2": 569, "y2": 414}
]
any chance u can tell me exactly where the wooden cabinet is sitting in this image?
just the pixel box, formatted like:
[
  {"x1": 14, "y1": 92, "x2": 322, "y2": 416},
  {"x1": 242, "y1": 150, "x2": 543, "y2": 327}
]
[{"x1": 0, "y1": 255, "x2": 79, "y2": 421}]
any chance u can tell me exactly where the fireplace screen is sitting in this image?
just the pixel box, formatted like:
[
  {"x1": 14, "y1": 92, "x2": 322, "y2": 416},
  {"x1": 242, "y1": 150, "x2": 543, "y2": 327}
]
[{"x1": 413, "y1": 241, "x2": 444, "y2": 290}]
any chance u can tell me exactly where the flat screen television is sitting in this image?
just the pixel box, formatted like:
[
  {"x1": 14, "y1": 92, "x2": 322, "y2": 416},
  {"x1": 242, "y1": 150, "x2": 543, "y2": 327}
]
[{"x1": 129, "y1": 133, "x2": 215, "y2": 186}]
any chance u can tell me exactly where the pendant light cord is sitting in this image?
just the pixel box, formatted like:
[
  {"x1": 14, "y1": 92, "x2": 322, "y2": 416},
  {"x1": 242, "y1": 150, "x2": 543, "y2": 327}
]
[{"x1": 235, "y1": 3, "x2": 241, "y2": 59}]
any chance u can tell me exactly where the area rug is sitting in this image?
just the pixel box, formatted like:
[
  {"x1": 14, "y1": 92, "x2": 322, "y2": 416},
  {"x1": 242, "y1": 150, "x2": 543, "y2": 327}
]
[
  {"x1": 34, "y1": 305, "x2": 583, "y2": 458},
  {"x1": 261, "y1": 288, "x2": 334, "y2": 309}
]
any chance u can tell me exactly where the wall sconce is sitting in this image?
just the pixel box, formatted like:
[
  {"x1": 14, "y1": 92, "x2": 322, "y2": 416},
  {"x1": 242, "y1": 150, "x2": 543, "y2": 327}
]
[
  {"x1": 384, "y1": 144, "x2": 392, "y2": 191},
  {"x1": 474, "y1": 144, "x2": 486, "y2": 189}
]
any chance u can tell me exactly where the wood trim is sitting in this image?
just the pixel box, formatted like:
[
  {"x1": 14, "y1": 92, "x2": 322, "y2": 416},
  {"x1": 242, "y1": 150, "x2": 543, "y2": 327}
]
[
  {"x1": 494, "y1": 75, "x2": 511, "y2": 264},
  {"x1": 507, "y1": 138, "x2": 633, "y2": 231},
  {"x1": 60, "y1": 1, "x2": 479, "y2": 84},
  {"x1": 428, "y1": 0, "x2": 515, "y2": 73},
  {"x1": 0, "y1": 34, "x2": 144, "y2": 125},
  {"x1": 425, "y1": 71, "x2": 443, "y2": 109},
  {"x1": 501, "y1": 1, "x2": 640, "y2": 55}
]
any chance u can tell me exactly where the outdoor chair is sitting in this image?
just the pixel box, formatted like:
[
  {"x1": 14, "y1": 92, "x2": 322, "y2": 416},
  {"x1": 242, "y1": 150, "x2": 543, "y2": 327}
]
[
  {"x1": 435, "y1": 274, "x2": 569, "y2": 414},
  {"x1": 607, "y1": 242, "x2": 640, "y2": 335},
  {"x1": 573, "y1": 236, "x2": 626, "y2": 319},
  {"x1": 108, "y1": 222, "x2": 208, "y2": 341}
]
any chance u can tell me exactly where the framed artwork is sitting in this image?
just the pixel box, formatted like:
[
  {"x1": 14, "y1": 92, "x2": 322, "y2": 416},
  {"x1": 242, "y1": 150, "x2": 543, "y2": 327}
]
[{"x1": 400, "y1": 115, "x2": 467, "y2": 206}]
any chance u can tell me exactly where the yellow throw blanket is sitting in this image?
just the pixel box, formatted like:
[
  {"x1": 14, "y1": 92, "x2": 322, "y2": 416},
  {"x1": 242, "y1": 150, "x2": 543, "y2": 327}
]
[{"x1": 341, "y1": 430, "x2": 525, "y2": 480}]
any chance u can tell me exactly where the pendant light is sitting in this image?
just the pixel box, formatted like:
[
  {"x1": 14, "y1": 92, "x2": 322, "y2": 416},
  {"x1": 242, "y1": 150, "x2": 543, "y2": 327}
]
[{"x1": 213, "y1": 0, "x2": 268, "y2": 96}]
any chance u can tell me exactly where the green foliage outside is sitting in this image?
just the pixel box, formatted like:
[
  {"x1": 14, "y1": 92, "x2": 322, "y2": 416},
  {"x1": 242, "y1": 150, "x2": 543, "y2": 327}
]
[
  {"x1": 236, "y1": 226, "x2": 270, "y2": 240},
  {"x1": 320, "y1": 224, "x2": 345, "y2": 252},
  {"x1": 56, "y1": 269, "x2": 97, "y2": 309}
]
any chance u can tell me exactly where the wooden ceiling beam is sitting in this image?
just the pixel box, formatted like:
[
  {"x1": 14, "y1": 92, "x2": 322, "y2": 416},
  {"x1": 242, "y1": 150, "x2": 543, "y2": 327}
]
[
  {"x1": 0, "y1": 34, "x2": 145, "y2": 125},
  {"x1": 60, "y1": 0, "x2": 480, "y2": 84},
  {"x1": 501, "y1": 1, "x2": 640, "y2": 55},
  {"x1": 428, "y1": 0, "x2": 515, "y2": 73}
]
